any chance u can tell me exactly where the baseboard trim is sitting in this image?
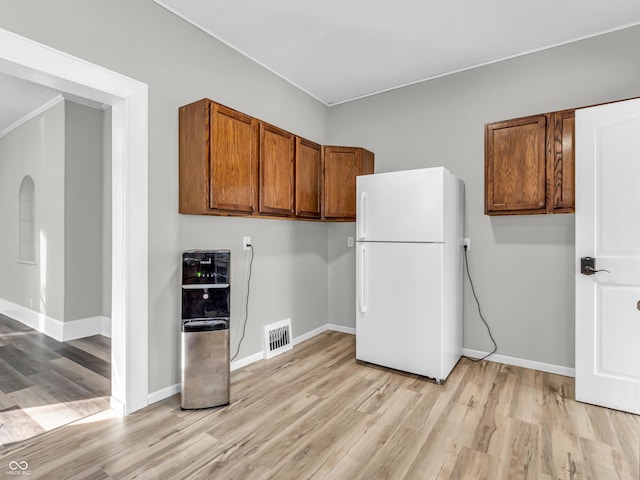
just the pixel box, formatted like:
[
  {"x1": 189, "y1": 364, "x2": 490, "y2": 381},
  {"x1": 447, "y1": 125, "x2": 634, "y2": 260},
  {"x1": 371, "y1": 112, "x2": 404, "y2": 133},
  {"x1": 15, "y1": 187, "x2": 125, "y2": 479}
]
[
  {"x1": 230, "y1": 351, "x2": 263, "y2": 371},
  {"x1": 0, "y1": 297, "x2": 64, "y2": 341},
  {"x1": 0, "y1": 297, "x2": 111, "y2": 342},
  {"x1": 148, "y1": 383, "x2": 180, "y2": 404},
  {"x1": 462, "y1": 348, "x2": 575, "y2": 378},
  {"x1": 110, "y1": 395, "x2": 126, "y2": 416},
  {"x1": 63, "y1": 316, "x2": 112, "y2": 341},
  {"x1": 293, "y1": 324, "x2": 329, "y2": 345},
  {"x1": 328, "y1": 324, "x2": 355, "y2": 335}
]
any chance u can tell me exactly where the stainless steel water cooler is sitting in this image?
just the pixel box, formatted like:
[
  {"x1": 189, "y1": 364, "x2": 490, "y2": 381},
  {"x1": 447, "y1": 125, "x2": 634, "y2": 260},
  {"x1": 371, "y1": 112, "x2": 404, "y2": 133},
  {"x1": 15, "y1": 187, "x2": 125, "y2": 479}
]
[{"x1": 181, "y1": 250, "x2": 230, "y2": 409}]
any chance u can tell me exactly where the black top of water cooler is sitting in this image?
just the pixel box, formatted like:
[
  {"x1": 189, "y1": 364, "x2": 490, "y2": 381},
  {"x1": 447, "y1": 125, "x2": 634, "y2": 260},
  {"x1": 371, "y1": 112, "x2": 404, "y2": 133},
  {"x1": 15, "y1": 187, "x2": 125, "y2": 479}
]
[{"x1": 182, "y1": 250, "x2": 230, "y2": 285}]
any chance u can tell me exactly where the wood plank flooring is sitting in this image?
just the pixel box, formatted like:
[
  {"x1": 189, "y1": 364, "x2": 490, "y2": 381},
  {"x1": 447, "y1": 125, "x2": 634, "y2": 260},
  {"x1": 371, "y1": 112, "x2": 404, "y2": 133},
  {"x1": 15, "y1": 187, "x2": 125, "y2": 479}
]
[
  {"x1": 0, "y1": 313, "x2": 110, "y2": 447},
  {"x1": 1, "y1": 330, "x2": 639, "y2": 479}
]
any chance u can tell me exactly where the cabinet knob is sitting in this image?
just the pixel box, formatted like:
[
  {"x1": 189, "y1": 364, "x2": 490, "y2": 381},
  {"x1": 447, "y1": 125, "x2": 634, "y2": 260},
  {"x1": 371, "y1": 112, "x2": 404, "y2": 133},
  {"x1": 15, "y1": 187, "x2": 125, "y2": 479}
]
[{"x1": 539, "y1": 202, "x2": 544, "y2": 208}]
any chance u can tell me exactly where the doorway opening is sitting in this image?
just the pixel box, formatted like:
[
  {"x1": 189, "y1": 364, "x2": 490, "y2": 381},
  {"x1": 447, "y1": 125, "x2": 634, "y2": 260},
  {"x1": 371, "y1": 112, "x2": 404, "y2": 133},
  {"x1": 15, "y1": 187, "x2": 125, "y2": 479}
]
[{"x1": 0, "y1": 28, "x2": 149, "y2": 416}]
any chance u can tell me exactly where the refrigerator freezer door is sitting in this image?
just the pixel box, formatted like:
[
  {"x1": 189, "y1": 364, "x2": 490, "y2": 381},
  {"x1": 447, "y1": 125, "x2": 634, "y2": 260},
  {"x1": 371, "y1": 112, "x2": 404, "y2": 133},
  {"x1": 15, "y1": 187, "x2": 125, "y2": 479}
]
[
  {"x1": 356, "y1": 168, "x2": 444, "y2": 243},
  {"x1": 356, "y1": 242, "x2": 443, "y2": 378}
]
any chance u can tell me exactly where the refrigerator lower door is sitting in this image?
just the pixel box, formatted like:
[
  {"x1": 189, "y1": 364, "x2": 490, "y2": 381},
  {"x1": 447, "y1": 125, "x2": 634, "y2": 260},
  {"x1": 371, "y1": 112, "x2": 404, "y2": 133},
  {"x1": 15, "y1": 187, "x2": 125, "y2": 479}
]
[{"x1": 356, "y1": 241, "x2": 443, "y2": 379}]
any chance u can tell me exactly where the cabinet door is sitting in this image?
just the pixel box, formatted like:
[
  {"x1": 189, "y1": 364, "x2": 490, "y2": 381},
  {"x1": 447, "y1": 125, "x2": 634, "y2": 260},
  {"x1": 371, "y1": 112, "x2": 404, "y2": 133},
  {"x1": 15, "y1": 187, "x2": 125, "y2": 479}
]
[
  {"x1": 210, "y1": 103, "x2": 258, "y2": 213},
  {"x1": 485, "y1": 115, "x2": 547, "y2": 215},
  {"x1": 323, "y1": 147, "x2": 358, "y2": 220},
  {"x1": 295, "y1": 137, "x2": 321, "y2": 218},
  {"x1": 179, "y1": 99, "x2": 209, "y2": 214},
  {"x1": 259, "y1": 122, "x2": 295, "y2": 216},
  {"x1": 323, "y1": 146, "x2": 374, "y2": 220},
  {"x1": 548, "y1": 110, "x2": 575, "y2": 212}
]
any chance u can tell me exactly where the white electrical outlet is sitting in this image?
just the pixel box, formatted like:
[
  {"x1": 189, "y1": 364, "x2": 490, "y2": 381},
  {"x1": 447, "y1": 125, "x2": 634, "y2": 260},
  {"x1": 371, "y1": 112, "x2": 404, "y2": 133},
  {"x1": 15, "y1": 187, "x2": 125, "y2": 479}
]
[
  {"x1": 243, "y1": 236, "x2": 251, "y2": 250},
  {"x1": 463, "y1": 237, "x2": 471, "y2": 251},
  {"x1": 347, "y1": 236, "x2": 354, "y2": 247}
]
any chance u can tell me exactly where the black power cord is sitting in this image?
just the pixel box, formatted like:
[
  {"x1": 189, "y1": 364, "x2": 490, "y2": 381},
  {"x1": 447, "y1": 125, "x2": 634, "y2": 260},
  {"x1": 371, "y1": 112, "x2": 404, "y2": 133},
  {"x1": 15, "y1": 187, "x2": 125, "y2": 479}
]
[
  {"x1": 463, "y1": 245, "x2": 497, "y2": 362},
  {"x1": 231, "y1": 244, "x2": 253, "y2": 361}
]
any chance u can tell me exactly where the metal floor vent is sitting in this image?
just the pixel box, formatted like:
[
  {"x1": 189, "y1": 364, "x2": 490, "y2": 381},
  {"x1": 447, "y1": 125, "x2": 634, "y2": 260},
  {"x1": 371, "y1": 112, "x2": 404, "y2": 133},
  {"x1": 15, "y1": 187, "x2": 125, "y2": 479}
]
[{"x1": 264, "y1": 319, "x2": 292, "y2": 359}]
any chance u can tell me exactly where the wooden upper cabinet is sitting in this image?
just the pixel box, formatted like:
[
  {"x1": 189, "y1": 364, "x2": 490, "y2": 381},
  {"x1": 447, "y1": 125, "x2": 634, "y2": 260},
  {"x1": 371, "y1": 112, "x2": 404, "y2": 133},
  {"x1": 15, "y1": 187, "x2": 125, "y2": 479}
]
[
  {"x1": 178, "y1": 99, "x2": 258, "y2": 215},
  {"x1": 179, "y1": 98, "x2": 374, "y2": 221},
  {"x1": 485, "y1": 115, "x2": 547, "y2": 214},
  {"x1": 295, "y1": 137, "x2": 322, "y2": 219},
  {"x1": 259, "y1": 122, "x2": 295, "y2": 216},
  {"x1": 323, "y1": 146, "x2": 375, "y2": 221},
  {"x1": 485, "y1": 110, "x2": 575, "y2": 215},
  {"x1": 547, "y1": 109, "x2": 575, "y2": 212},
  {"x1": 179, "y1": 99, "x2": 209, "y2": 214},
  {"x1": 210, "y1": 103, "x2": 258, "y2": 213}
]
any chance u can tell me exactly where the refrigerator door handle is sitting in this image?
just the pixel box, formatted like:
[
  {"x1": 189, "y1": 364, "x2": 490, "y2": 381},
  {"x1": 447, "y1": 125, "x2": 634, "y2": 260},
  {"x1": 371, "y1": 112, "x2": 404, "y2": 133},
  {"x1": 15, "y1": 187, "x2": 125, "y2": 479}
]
[
  {"x1": 358, "y1": 245, "x2": 367, "y2": 313},
  {"x1": 358, "y1": 192, "x2": 367, "y2": 240}
]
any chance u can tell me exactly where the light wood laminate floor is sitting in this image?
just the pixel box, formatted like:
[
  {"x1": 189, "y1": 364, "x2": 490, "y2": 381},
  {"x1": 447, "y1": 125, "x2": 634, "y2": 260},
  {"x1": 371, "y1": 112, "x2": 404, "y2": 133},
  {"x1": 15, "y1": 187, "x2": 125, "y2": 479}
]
[
  {"x1": 1, "y1": 331, "x2": 638, "y2": 479},
  {"x1": 0, "y1": 314, "x2": 110, "y2": 447}
]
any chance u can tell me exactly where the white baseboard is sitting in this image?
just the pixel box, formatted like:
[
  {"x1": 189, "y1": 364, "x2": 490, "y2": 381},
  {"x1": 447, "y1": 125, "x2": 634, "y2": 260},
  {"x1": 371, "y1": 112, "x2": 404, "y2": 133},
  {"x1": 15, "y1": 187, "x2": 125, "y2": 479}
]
[
  {"x1": 63, "y1": 316, "x2": 112, "y2": 341},
  {"x1": 148, "y1": 382, "x2": 180, "y2": 404},
  {"x1": 462, "y1": 348, "x2": 575, "y2": 378},
  {"x1": 0, "y1": 297, "x2": 111, "y2": 342},
  {"x1": 110, "y1": 395, "x2": 126, "y2": 416},
  {"x1": 328, "y1": 324, "x2": 355, "y2": 335},
  {"x1": 293, "y1": 324, "x2": 329, "y2": 345},
  {"x1": 0, "y1": 297, "x2": 64, "y2": 341},
  {"x1": 230, "y1": 351, "x2": 263, "y2": 371}
]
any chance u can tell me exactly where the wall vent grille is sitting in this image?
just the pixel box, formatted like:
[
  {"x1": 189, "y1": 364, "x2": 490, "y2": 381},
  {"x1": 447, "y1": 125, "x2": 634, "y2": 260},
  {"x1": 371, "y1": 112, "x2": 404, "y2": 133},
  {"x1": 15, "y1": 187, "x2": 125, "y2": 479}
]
[{"x1": 264, "y1": 319, "x2": 292, "y2": 359}]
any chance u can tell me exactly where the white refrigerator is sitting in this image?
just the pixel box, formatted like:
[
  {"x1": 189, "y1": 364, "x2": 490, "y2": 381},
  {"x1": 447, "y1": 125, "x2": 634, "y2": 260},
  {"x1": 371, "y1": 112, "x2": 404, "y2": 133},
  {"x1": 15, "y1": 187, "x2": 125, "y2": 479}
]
[{"x1": 355, "y1": 167, "x2": 464, "y2": 383}]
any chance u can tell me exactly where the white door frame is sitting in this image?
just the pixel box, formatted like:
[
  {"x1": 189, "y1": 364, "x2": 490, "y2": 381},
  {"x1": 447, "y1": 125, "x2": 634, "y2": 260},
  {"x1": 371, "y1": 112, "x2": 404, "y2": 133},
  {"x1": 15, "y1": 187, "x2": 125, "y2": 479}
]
[{"x1": 0, "y1": 28, "x2": 149, "y2": 415}]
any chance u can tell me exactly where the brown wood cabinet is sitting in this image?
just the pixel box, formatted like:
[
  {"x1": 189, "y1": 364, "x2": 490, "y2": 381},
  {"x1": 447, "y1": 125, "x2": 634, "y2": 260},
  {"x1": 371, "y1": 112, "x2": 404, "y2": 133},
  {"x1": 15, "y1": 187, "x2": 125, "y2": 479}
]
[
  {"x1": 547, "y1": 110, "x2": 575, "y2": 213},
  {"x1": 179, "y1": 98, "x2": 374, "y2": 221},
  {"x1": 295, "y1": 137, "x2": 322, "y2": 219},
  {"x1": 485, "y1": 109, "x2": 575, "y2": 215},
  {"x1": 259, "y1": 122, "x2": 295, "y2": 216},
  {"x1": 322, "y1": 146, "x2": 375, "y2": 221},
  {"x1": 179, "y1": 99, "x2": 258, "y2": 215}
]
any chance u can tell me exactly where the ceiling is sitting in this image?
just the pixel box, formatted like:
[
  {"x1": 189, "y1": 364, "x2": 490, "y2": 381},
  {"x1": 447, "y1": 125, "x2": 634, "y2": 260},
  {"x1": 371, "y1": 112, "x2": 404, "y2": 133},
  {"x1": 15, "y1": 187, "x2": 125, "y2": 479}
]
[
  {"x1": 0, "y1": 73, "x2": 61, "y2": 137},
  {"x1": 2, "y1": 1, "x2": 640, "y2": 134},
  {"x1": 154, "y1": 0, "x2": 640, "y2": 105}
]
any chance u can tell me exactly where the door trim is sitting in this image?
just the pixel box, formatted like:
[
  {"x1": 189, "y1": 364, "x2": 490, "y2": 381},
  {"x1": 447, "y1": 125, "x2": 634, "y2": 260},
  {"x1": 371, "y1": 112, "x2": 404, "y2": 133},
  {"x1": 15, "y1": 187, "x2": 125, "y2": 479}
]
[{"x1": 0, "y1": 28, "x2": 149, "y2": 415}]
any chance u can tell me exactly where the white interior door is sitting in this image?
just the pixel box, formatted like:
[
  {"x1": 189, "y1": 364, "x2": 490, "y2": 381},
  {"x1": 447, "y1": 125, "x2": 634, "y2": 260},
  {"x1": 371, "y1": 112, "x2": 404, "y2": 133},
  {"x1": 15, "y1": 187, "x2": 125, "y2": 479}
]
[{"x1": 575, "y1": 97, "x2": 640, "y2": 414}]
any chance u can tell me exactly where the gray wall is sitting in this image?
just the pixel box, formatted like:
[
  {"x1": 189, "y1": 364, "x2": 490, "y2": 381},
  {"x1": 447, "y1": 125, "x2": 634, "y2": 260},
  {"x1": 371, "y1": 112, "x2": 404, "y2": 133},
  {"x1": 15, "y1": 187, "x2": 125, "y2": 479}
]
[
  {"x1": 0, "y1": 101, "x2": 66, "y2": 320},
  {"x1": 0, "y1": 100, "x2": 107, "y2": 324},
  {"x1": 64, "y1": 101, "x2": 105, "y2": 321},
  {"x1": 178, "y1": 215, "x2": 328, "y2": 362},
  {"x1": 326, "y1": 26, "x2": 640, "y2": 368},
  {"x1": 0, "y1": 0, "x2": 329, "y2": 393}
]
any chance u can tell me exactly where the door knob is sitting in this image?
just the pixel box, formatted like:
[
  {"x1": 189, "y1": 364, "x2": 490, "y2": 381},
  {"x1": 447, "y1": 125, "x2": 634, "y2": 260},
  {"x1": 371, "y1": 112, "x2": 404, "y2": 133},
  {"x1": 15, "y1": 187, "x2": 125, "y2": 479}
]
[{"x1": 580, "y1": 256, "x2": 610, "y2": 275}]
